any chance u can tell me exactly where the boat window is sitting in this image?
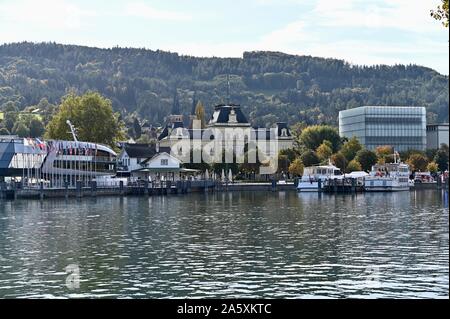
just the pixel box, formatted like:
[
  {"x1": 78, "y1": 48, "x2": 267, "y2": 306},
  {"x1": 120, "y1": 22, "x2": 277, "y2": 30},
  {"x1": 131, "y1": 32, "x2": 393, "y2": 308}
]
[{"x1": 334, "y1": 170, "x2": 341, "y2": 175}]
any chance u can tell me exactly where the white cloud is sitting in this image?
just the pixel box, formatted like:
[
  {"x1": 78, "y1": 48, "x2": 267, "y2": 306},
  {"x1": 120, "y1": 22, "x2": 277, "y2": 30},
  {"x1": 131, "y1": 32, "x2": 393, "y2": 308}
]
[
  {"x1": 0, "y1": 0, "x2": 95, "y2": 29},
  {"x1": 313, "y1": 0, "x2": 444, "y2": 33},
  {"x1": 124, "y1": 2, "x2": 191, "y2": 21}
]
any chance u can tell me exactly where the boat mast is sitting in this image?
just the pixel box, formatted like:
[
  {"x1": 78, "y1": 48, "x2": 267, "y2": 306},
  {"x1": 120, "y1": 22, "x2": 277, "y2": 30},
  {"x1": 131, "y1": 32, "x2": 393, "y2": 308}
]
[{"x1": 66, "y1": 120, "x2": 78, "y2": 142}]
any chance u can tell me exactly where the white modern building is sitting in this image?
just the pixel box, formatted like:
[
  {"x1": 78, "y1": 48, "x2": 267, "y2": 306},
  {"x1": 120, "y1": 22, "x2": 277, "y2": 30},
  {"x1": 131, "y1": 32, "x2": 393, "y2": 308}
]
[
  {"x1": 426, "y1": 123, "x2": 449, "y2": 149},
  {"x1": 339, "y1": 106, "x2": 427, "y2": 152}
]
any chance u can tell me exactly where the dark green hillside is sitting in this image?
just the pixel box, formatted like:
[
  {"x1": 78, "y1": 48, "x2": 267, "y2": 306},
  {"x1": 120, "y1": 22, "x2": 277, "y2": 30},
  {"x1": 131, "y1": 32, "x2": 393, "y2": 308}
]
[{"x1": 0, "y1": 42, "x2": 448, "y2": 130}]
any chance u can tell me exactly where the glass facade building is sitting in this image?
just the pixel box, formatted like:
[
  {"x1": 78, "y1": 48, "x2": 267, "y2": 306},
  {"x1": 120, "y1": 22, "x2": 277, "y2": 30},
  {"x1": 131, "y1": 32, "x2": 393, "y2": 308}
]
[{"x1": 339, "y1": 106, "x2": 426, "y2": 152}]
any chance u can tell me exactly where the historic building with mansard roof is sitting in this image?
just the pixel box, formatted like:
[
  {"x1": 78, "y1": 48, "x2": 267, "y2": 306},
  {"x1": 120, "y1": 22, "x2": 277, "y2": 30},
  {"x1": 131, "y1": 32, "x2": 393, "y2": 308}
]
[{"x1": 157, "y1": 102, "x2": 294, "y2": 159}]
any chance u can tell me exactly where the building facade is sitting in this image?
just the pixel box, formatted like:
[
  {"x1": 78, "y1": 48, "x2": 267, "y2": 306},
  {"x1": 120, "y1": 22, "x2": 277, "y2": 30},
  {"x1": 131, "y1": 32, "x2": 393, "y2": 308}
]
[
  {"x1": 426, "y1": 123, "x2": 449, "y2": 149},
  {"x1": 339, "y1": 106, "x2": 426, "y2": 152},
  {"x1": 158, "y1": 104, "x2": 294, "y2": 162}
]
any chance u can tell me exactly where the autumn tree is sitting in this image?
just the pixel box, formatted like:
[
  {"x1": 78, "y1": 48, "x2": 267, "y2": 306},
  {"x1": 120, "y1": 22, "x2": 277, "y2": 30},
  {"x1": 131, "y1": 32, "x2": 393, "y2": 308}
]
[
  {"x1": 407, "y1": 153, "x2": 429, "y2": 172},
  {"x1": 331, "y1": 152, "x2": 347, "y2": 171},
  {"x1": 431, "y1": 0, "x2": 449, "y2": 27},
  {"x1": 45, "y1": 92, "x2": 125, "y2": 147},
  {"x1": 316, "y1": 140, "x2": 333, "y2": 162},
  {"x1": 427, "y1": 161, "x2": 439, "y2": 174},
  {"x1": 195, "y1": 101, "x2": 206, "y2": 128},
  {"x1": 346, "y1": 159, "x2": 362, "y2": 173},
  {"x1": 375, "y1": 145, "x2": 394, "y2": 164},
  {"x1": 288, "y1": 158, "x2": 304, "y2": 176}
]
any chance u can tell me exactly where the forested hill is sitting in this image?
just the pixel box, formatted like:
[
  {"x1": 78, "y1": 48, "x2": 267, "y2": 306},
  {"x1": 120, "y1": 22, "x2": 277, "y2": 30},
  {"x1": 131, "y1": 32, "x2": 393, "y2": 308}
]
[{"x1": 0, "y1": 42, "x2": 448, "y2": 128}]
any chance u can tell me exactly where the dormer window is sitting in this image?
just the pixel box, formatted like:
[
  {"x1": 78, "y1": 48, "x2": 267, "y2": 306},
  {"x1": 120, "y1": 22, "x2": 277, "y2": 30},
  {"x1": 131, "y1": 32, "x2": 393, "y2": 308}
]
[
  {"x1": 281, "y1": 128, "x2": 288, "y2": 137},
  {"x1": 228, "y1": 109, "x2": 237, "y2": 123}
]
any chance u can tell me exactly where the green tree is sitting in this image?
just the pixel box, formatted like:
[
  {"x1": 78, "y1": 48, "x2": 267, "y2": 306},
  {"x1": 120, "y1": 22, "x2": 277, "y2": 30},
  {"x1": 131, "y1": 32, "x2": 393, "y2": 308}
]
[
  {"x1": 434, "y1": 143, "x2": 449, "y2": 171},
  {"x1": 288, "y1": 158, "x2": 304, "y2": 176},
  {"x1": 0, "y1": 127, "x2": 10, "y2": 135},
  {"x1": 300, "y1": 150, "x2": 320, "y2": 167},
  {"x1": 340, "y1": 136, "x2": 362, "y2": 162},
  {"x1": 346, "y1": 159, "x2": 362, "y2": 173},
  {"x1": 45, "y1": 92, "x2": 125, "y2": 147},
  {"x1": 316, "y1": 141, "x2": 333, "y2": 161},
  {"x1": 407, "y1": 153, "x2": 429, "y2": 172},
  {"x1": 29, "y1": 117, "x2": 45, "y2": 137},
  {"x1": 132, "y1": 117, "x2": 142, "y2": 139},
  {"x1": 431, "y1": 0, "x2": 449, "y2": 27},
  {"x1": 299, "y1": 125, "x2": 341, "y2": 152},
  {"x1": 355, "y1": 149, "x2": 377, "y2": 171},
  {"x1": 331, "y1": 152, "x2": 347, "y2": 171},
  {"x1": 279, "y1": 148, "x2": 298, "y2": 163},
  {"x1": 13, "y1": 122, "x2": 29, "y2": 137}
]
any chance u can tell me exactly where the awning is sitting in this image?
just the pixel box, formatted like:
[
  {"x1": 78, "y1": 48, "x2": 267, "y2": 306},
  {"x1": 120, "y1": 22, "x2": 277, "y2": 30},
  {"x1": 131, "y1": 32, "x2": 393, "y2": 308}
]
[{"x1": 132, "y1": 167, "x2": 181, "y2": 173}]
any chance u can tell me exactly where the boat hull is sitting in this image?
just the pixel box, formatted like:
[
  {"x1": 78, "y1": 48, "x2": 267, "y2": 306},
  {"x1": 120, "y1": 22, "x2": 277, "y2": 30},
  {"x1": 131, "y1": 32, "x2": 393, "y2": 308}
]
[
  {"x1": 364, "y1": 178, "x2": 410, "y2": 192},
  {"x1": 297, "y1": 181, "x2": 321, "y2": 192}
]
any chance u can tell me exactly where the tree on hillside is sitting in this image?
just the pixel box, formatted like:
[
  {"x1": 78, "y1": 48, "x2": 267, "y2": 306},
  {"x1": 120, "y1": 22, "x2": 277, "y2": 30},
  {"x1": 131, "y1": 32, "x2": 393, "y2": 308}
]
[
  {"x1": 431, "y1": 0, "x2": 449, "y2": 27},
  {"x1": 355, "y1": 149, "x2": 377, "y2": 171},
  {"x1": 299, "y1": 125, "x2": 341, "y2": 152},
  {"x1": 45, "y1": 92, "x2": 125, "y2": 147}
]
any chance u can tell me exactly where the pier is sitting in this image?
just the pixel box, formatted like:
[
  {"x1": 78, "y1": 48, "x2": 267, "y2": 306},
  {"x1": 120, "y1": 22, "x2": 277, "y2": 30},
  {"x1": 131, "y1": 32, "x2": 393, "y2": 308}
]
[
  {"x1": 1, "y1": 180, "x2": 299, "y2": 200},
  {"x1": 322, "y1": 178, "x2": 364, "y2": 193}
]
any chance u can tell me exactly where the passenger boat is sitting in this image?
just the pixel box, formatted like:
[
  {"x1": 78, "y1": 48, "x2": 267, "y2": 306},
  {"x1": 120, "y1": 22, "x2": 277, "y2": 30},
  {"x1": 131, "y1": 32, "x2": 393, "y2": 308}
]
[
  {"x1": 40, "y1": 140, "x2": 117, "y2": 186},
  {"x1": 297, "y1": 164, "x2": 343, "y2": 192},
  {"x1": 364, "y1": 160, "x2": 411, "y2": 192}
]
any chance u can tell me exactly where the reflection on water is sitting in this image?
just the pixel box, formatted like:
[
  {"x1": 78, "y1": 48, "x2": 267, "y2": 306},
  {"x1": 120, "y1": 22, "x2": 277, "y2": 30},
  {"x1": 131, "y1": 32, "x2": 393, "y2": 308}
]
[{"x1": 0, "y1": 190, "x2": 448, "y2": 298}]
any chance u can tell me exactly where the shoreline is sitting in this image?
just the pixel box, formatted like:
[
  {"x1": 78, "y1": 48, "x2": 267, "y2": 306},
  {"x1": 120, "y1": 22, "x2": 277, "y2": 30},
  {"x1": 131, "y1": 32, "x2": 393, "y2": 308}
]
[{"x1": 1, "y1": 181, "x2": 447, "y2": 201}]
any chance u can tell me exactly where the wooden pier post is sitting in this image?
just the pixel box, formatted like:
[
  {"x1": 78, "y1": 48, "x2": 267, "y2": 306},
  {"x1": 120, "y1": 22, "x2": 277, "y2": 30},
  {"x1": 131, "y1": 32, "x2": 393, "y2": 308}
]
[
  {"x1": 65, "y1": 182, "x2": 69, "y2": 199},
  {"x1": 119, "y1": 181, "x2": 124, "y2": 196},
  {"x1": 76, "y1": 181, "x2": 82, "y2": 198},
  {"x1": 40, "y1": 181, "x2": 44, "y2": 200},
  {"x1": 91, "y1": 180, "x2": 97, "y2": 197}
]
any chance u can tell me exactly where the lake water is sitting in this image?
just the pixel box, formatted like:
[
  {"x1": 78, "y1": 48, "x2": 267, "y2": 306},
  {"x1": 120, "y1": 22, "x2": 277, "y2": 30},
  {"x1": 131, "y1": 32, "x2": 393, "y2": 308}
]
[{"x1": 0, "y1": 190, "x2": 448, "y2": 299}]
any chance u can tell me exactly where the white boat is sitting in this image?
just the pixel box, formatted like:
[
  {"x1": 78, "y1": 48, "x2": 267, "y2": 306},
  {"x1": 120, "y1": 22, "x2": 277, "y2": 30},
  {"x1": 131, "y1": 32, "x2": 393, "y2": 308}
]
[
  {"x1": 297, "y1": 164, "x2": 343, "y2": 192},
  {"x1": 364, "y1": 162, "x2": 411, "y2": 192}
]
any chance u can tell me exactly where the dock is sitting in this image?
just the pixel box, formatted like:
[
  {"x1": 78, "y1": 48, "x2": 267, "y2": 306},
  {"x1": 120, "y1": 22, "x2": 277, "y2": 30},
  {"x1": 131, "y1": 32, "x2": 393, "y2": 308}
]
[{"x1": 0, "y1": 180, "x2": 299, "y2": 200}]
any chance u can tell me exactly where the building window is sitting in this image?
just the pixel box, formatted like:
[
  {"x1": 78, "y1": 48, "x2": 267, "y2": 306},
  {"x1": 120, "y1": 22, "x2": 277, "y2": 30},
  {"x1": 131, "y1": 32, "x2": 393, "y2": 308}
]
[{"x1": 161, "y1": 159, "x2": 168, "y2": 166}]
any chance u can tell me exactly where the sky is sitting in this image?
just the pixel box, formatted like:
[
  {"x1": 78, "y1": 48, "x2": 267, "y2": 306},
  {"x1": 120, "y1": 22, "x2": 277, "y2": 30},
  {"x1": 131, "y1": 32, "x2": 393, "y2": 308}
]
[{"x1": 0, "y1": 0, "x2": 448, "y2": 74}]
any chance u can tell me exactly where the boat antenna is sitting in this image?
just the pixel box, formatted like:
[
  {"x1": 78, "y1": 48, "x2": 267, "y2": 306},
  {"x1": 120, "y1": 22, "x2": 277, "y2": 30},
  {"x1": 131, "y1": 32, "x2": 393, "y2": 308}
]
[
  {"x1": 66, "y1": 119, "x2": 78, "y2": 142},
  {"x1": 226, "y1": 73, "x2": 230, "y2": 105}
]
